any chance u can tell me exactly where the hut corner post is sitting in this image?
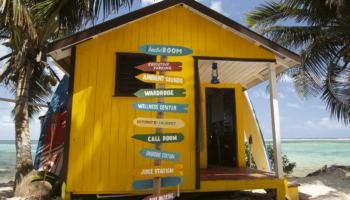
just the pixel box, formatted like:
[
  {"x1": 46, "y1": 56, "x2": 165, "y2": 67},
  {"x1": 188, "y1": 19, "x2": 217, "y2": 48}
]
[
  {"x1": 153, "y1": 55, "x2": 167, "y2": 194},
  {"x1": 268, "y1": 63, "x2": 284, "y2": 179}
]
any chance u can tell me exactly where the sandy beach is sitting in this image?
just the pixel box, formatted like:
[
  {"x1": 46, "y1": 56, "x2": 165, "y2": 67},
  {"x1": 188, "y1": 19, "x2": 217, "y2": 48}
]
[{"x1": 1, "y1": 165, "x2": 350, "y2": 200}]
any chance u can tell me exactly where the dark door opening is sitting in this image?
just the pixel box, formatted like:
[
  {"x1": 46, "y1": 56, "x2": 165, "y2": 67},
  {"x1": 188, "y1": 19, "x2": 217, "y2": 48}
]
[{"x1": 206, "y1": 88, "x2": 237, "y2": 168}]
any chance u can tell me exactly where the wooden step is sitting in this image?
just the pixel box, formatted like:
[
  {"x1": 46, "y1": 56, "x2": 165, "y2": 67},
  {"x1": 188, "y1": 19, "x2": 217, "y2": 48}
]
[
  {"x1": 299, "y1": 192, "x2": 312, "y2": 199},
  {"x1": 288, "y1": 182, "x2": 301, "y2": 188}
]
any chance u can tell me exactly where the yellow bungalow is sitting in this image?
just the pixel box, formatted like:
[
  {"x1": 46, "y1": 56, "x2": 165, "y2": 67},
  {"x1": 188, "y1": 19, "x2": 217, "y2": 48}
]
[{"x1": 47, "y1": 0, "x2": 305, "y2": 199}]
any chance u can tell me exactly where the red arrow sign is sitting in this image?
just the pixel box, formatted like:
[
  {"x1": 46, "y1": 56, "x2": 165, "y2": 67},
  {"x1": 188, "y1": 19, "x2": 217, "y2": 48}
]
[
  {"x1": 143, "y1": 191, "x2": 176, "y2": 200},
  {"x1": 136, "y1": 62, "x2": 182, "y2": 72}
]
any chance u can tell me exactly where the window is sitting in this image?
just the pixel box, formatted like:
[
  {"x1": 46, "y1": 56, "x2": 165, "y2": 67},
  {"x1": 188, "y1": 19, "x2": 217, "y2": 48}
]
[{"x1": 114, "y1": 53, "x2": 156, "y2": 96}]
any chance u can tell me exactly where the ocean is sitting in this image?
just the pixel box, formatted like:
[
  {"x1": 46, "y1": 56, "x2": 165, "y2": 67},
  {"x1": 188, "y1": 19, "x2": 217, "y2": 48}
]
[{"x1": 1, "y1": 139, "x2": 350, "y2": 183}]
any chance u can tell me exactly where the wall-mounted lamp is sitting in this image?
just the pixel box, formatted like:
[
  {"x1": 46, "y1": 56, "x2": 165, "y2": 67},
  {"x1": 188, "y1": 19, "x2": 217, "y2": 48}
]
[{"x1": 210, "y1": 62, "x2": 220, "y2": 84}]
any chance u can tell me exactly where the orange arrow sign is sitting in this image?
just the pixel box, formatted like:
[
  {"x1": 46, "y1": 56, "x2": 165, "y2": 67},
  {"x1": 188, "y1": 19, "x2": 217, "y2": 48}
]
[
  {"x1": 130, "y1": 164, "x2": 183, "y2": 178},
  {"x1": 135, "y1": 73, "x2": 185, "y2": 85}
]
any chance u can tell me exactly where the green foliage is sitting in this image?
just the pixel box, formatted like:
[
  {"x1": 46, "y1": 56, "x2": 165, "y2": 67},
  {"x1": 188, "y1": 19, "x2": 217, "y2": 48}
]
[
  {"x1": 245, "y1": 142, "x2": 297, "y2": 175},
  {"x1": 31, "y1": 171, "x2": 62, "y2": 199},
  {"x1": 61, "y1": 182, "x2": 66, "y2": 200},
  {"x1": 244, "y1": 0, "x2": 350, "y2": 124}
]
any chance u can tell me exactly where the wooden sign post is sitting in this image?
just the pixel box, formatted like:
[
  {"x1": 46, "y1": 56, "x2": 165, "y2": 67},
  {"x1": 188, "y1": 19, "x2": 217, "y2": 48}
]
[
  {"x1": 135, "y1": 73, "x2": 185, "y2": 85},
  {"x1": 130, "y1": 164, "x2": 183, "y2": 178},
  {"x1": 132, "y1": 176, "x2": 185, "y2": 190},
  {"x1": 132, "y1": 102, "x2": 189, "y2": 113},
  {"x1": 154, "y1": 55, "x2": 167, "y2": 194},
  {"x1": 139, "y1": 149, "x2": 181, "y2": 162},
  {"x1": 133, "y1": 117, "x2": 185, "y2": 129}
]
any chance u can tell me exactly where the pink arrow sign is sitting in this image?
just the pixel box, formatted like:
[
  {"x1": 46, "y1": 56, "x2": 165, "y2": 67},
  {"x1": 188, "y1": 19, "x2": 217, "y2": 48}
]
[
  {"x1": 136, "y1": 62, "x2": 182, "y2": 72},
  {"x1": 142, "y1": 191, "x2": 176, "y2": 200}
]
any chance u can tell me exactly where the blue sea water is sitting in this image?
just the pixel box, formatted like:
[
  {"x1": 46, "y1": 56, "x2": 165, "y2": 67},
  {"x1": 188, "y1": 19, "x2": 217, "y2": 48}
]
[{"x1": 0, "y1": 139, "x2": 350, "y2": 183}]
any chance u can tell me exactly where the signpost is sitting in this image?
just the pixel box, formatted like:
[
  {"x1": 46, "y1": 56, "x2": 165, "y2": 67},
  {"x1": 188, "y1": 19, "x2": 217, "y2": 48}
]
[
  {"x1": 133, "y1": 118, "x2": 185, "y2": 129},
  {"x1": 134, "y1": 89, "x2": 186, "y2": 98},
  {"x1": 132, "y1": 177, "x2": 185, "y2": 190},
  {"x1": 132, "y1": 133, "x2": 184, "y2": 144},
  {"x1": 136, "y1": 62, "x2": 182, "y2": 72},
  {"x1": 132, "y1": 102, "x2": 189, "y2": 113},
  {"x1": 139, "y1": 45, "x2": 193, "y2": 56},
  {"x1": 139, "y1": 149, "x2": 180, "y2": 162},
  {"x1": 142, "y1": 191, "x2": 176, "y2": 200},
  {"x1": 135, "y1": 73, "x2": 185, "y2": 85},
  {"x1": 131, "y1": 45, "x2": 192, "y2": 197}
]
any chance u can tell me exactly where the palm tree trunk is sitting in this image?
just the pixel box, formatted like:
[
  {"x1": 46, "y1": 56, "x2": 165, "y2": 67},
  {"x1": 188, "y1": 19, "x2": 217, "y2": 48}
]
[{"x1": 13, "y1": 57, "x2": 34, "y2": 195}]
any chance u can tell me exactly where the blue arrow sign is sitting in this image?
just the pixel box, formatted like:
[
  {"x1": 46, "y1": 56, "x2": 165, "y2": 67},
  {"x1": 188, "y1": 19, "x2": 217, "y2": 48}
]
[
  {"x1": 139, "y1": 45, "x2": 193, "y2": 56},
  {"x1": 132, "y1": 102, "x2": 189, "y2": 113},
  {"x1": 139, "y1": 148, "x2": 180, "y2": 162},
  {"x1": 132, "y1": 176, "x2": 185, "y2": 190}
]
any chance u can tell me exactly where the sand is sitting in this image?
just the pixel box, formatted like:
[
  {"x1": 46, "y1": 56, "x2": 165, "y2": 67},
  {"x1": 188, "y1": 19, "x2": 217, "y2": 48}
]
[{"x1": 1, "y1": 165, "x2": 350, "y2": 199}]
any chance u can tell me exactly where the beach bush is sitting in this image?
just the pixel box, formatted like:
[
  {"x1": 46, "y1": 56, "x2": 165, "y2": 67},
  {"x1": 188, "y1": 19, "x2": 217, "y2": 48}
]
[{"x1": 245, "y1": 142, "x2": 296, "y2": 174}]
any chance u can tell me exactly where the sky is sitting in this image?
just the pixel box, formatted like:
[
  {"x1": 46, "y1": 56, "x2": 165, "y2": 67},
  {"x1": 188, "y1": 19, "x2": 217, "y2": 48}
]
[{"x1": 0, "y1": 0, "x2": 348, "y2": 140}]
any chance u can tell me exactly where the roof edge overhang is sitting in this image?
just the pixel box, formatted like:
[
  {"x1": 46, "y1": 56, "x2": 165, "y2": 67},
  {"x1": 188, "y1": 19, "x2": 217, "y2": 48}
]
[{"x1": 47, "y1": 0, "x2": 301, "y2": 64}]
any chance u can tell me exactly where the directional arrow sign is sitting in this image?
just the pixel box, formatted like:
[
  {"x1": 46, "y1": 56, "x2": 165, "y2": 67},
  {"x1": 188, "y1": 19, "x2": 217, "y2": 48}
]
[
  {"x1": 136, "y1": 73, "x2": 185, "y2": 86},
  {"x1": 136, "y1": 62, "x2": 182, "y2": 72},
  {"x1": 134, "y1": 89, "x2": 186, "y2": 98},
  {"x1": 139, "y1": 149, "x2": 180, "y2": 162},
  {"x1": 143, "y1": 191, "x2": 176, "y2": 200},
  {"x1": 139, "y1": 44, "x2": 193, "y2": 56},
  {"x1": 132, "y1": 133, "x2": 185, "y2": 144},
  {"x1": 133, "y1": 118, "x2": 185, "y2": 129},
  {"x1": 132, "y1": 102, "x2": 189, "y2": 113},
  {"x1": 130, "y1": 164, "x2": 183, "y2": 178},
  {"x1": 132, "y1": 176, "x2": 185, "y2": 190}
]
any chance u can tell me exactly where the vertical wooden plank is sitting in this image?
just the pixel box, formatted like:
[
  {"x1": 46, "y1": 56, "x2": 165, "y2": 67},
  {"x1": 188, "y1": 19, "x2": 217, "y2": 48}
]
[
  {"x1": 126, "y1": 99, "x2": 136, "y2": 191},
  {"x1": 116, "y1": 98, "x2": 127, "y2": 191},
  {"x1": 233, "y1": 34, "x2": 242, "y2": 58},
  {"x1": 90, "y1": 36, "x2": 104, "y2": 191},
  {"x1": 219, "y1": 27, "x2": 227, "y2": 57},
  {"x1": 169, "y1": 7, "x2": 177, "y2": 46},
  {"x1": 123, "y1": 24, "x2": 132, "y2": 52},
  {"x1": 226, "y1": 32, "x2": 235, "y2": 58},
  {"x1": 176, "y1": 6, "x2": 184, "y2": 47},
  {"x1": 147, "y1": 14, "x2": 155, "y2": 45},
  {"x1": 161, "y1": 9, "x2": 170, "y2": 45},
  {"x1": 79, "y1": 41, "x2": 92, "y2": 191},
  {"x1": 190, "y1": 12, "x2": 199, "y2": 56},
  {"x1": 198, "y1": 15, "x2": 206, "y2": 56},
  {"x1": 130, "y1": 21, "x2": 140, "y2": 53},
  {"x1": 183, "y1": 8, "x2": 192, "y2": 50},
  {"x1": 199, "y1": 84, "x2": 207, "y2": 168},
  {"x1": 139, "y1": 17, "x2": 148, "y2": 50},
  {"x1": 154, "y1": 12, "x2": 162, "y2": 45},
  {"x1": 235, "y1": 84, "x2": 246, "y2": 168},
  {"x1": 68, "y1": 44, "x2": 83, "y2": 192},
  {"x1": 100, "y1": 33, "x2": 112, "y2": 191},
  {"x1": 85, "y1": 38, "x2": 100, "y2": 191}
]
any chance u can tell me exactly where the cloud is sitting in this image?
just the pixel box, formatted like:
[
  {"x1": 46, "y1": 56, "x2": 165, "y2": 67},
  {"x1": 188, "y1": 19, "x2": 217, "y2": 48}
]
[
  {"x1": 0, "y1": 115, "x2": 13, "y2": 127},
  {"x1": 287, "y1": 103, "x2": 299, "y2": 108},
  {"x1": 278, "y1": 93, "x2": 286, "y2": 99},
  {"x1": 281, "y1": 74, "x2": 293, "y2": 83},
  {"x1": 281, "y1": 86, "x2": 294, "y2": 93},
  {"x1": 251, "y1": 90, "x2": 269, "y2": 99},
  {"x1": 141, "y1": 0, "x2": 163, "y2": 6},
  {"x1": 307, "y1": 118, "x2": 348, "y2": 130},
  {"x1": 313, "y1": 105, "x2": 326, "y2": 110},
  {"x1": 209, "y1": 1, "x2": 230, "y2": 17}
]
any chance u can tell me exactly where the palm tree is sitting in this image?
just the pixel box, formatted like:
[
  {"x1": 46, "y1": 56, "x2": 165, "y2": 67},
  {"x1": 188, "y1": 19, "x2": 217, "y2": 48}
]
[
  {"x1": 244, "y1": 0, "x2": 350, "y2": 124},
  {"x1": 0, "y1": 0, "x2": 138, "y2": 197}
]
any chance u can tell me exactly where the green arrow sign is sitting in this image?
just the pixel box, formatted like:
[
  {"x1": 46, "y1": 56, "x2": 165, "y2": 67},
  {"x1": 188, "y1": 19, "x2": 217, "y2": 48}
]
[
  {"x1": 132, "y1": 133, "x2": 184, "y2": 144},
  {"x1": 134, "y1": 89, "x2": 186, "y2": 98}
]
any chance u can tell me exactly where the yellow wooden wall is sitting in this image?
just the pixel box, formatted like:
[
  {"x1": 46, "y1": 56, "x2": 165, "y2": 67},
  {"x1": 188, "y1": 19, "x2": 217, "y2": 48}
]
[{"x1": 67, "y1": 5, "x2": 275, "y2": 194}]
